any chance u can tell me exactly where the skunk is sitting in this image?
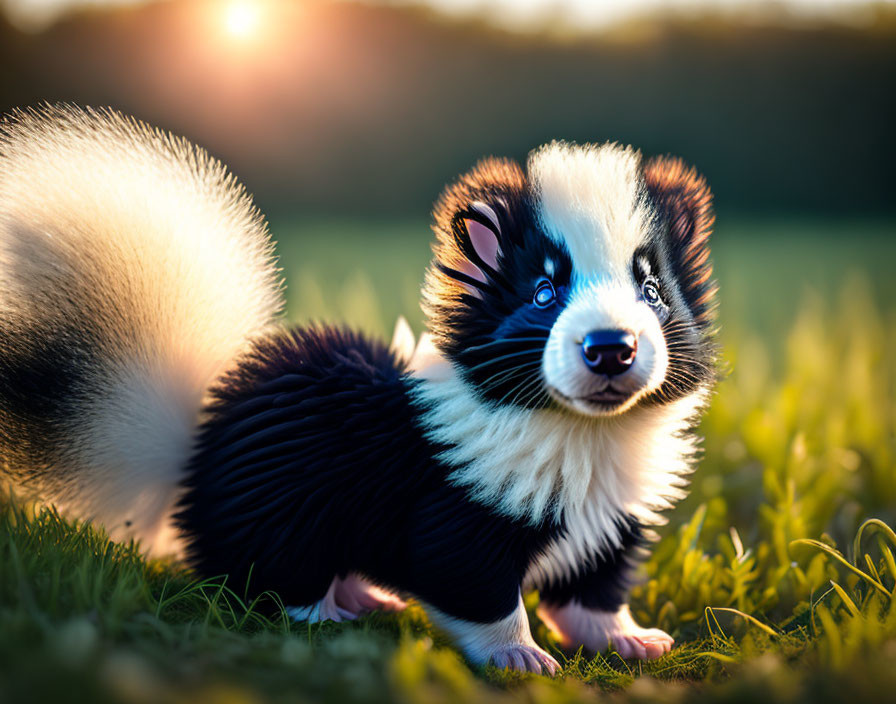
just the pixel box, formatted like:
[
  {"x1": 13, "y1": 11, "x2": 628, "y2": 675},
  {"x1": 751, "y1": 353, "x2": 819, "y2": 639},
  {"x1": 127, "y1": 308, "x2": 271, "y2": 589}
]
[{"x1": 0, "y1": 105, "x2": 717, "y2": 674}]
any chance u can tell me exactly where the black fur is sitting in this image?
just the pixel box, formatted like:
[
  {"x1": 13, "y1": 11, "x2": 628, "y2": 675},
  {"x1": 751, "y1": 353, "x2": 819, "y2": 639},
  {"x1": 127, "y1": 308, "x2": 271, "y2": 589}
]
[
  {"x1": 176, "y1": 326, "x2": 563, "y2": 622},
  {"x1": 632, "y1": 236, "x2": 717, "y2": 406},
  {"x1": 644, "y1": 157, "x2": 716, "y2": 333},
  {"x1": 426, "y1": 159, "x2": 574, "y2": 410},
  {"x1": 448, "y1": 202, "x2": 573, "y2": 410},
  {"x1": 538, "y1": 518, "x2": 648, "y2": 612},
  {"x1": 636, "y1": 154, "x2": 720, "y2": 406},
  {"x1": 0, "y1": 319, "x2": 100, "y2": 485}
]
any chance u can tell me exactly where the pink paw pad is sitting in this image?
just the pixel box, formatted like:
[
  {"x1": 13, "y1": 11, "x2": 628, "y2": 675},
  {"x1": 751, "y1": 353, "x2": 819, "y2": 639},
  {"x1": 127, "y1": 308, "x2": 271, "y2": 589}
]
[
  {"x1": 613, "y1": 629, "x2": 674, "y2": 660},
  {"x1": 332, "y1": 574, "x2": 407, "y2": 615},
  {"x1": 287, "y1": 574, "x2": 406, "y2": 624}
]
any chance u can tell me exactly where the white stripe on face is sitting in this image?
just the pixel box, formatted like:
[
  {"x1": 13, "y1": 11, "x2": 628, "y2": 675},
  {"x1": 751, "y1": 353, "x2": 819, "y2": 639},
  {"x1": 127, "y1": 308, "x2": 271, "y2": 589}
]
[
  {"x1": 527, "y1": 141, "x2": 666, "y2": 415},
  {"x1": 528, "y1": 141, "x2": 654, "y2": 283}
]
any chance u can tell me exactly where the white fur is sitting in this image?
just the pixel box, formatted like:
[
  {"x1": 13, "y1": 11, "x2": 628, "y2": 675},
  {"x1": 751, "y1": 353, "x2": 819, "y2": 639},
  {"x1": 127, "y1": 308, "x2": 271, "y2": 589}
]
[
  {"x1": 0, "y1": 105, "x2": 282, "y2": 554},
  {"x1": 408, "y1": 331, "x2": 449, "y2": 378},
  {"x1": 521, "y1": 389, "x2": 706, "y2": 586},
  {"x1": 411, "y1": 356, "x2": 706, "y2": 563},
  {"x1": 528, "y1": 141, "x2": 653, "y2": 280},
  {"x1": 390, "y1": 316, "x2": 417, "y2": 364},
  {"x1": 542, "y1": 281, "x2": 669, "y2": 415},
  {"x1": 425, "y1": 593, "x2": 558, "y2": 672}
]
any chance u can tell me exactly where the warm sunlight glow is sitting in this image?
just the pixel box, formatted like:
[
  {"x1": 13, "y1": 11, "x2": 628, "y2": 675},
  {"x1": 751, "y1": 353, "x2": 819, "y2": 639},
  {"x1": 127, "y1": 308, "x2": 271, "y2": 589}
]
[
  {"x1": 223, "y1": 1, "x2": 261, "y2": 40},
  {"x1": 2, "y1": 0, "x2": 892, "y2": 33}
]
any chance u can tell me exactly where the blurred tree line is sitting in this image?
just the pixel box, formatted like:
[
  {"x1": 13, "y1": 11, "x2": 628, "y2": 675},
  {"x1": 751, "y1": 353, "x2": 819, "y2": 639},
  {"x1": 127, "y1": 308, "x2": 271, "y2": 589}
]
[{"x1": 0, "y1": 0, "x2": 894, "y2": 218}]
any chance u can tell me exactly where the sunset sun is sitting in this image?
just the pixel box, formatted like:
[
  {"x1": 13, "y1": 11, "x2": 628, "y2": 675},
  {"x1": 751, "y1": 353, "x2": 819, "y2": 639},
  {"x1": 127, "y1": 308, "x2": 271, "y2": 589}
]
[{"x1": 222, "y1": 0, "x2": 261, "y2": 40}]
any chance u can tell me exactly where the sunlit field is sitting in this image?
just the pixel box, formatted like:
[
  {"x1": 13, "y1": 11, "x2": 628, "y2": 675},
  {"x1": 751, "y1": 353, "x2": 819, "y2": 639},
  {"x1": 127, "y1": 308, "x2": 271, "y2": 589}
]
[{"x1": 2, "y1": 217, "x2": 895, "y2": 703}]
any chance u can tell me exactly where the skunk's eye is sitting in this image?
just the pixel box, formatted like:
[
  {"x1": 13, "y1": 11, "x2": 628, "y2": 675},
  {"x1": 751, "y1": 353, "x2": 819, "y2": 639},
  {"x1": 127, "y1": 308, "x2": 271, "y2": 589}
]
[
  {"x1": 533, "y1": 279, "x2": 556, "y2": 308},
  {"x1": 641, "y1": 278, "x2": 662, "y2": 307}
]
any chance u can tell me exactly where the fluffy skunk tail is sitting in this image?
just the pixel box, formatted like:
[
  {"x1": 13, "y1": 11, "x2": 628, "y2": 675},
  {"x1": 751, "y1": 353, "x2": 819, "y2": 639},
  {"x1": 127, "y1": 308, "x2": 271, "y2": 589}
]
[{"x1": 0, "y1": 105, "x2": 283, "y2": 554}]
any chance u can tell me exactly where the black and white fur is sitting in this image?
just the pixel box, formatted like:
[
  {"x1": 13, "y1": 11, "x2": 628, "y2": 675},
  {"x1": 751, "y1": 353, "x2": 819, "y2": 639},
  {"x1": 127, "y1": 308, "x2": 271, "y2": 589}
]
[
  {"x1": 0, "y1": 106, "x2": 717, "y2": 673},
  {"x1": 0, "y1": 105, "x2": 282, "y2": 555}
]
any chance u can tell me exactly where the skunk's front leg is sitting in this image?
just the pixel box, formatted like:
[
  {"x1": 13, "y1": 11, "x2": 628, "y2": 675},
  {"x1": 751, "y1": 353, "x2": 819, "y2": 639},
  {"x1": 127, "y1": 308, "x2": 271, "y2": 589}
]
[
  {"x1": 425, "y1": 592, "x2": 559, "y2": 675},
  {"x1": 407, "y1": 494, "x2": 560, "y2": 674},
  {"x1": 536, "y1": 521, "x2": 673, "y2": 660}
]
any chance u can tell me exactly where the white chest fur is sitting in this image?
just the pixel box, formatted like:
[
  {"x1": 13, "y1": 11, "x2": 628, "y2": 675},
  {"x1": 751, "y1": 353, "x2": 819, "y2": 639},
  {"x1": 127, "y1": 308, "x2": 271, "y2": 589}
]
[{"x1": 410, "y1": 356, "x2": 706, "y2": 587}]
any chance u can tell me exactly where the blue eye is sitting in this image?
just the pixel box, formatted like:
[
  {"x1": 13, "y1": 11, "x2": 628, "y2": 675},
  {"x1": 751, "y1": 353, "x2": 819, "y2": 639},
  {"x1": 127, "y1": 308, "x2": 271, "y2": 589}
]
[
  {"x1": 641, "y1": 278, "x2": 662, "y2": 306},
  {"x1": 533, "y1": 279, "x2": 556, "y2": 308}
]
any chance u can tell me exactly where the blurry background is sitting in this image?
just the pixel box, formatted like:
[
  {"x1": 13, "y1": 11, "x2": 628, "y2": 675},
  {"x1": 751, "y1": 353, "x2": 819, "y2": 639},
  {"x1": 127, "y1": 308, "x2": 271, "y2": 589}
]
[
  {"x1": 3, "y1": 0, "x2": 894, "y2": 218},
  {"x1": 1, "y1": 0, "x2": 894, "y2": 337}
]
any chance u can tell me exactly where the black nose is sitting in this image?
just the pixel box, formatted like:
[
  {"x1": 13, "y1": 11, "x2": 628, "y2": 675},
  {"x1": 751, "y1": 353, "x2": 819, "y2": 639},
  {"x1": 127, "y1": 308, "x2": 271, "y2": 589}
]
[{"x1": 581, "y1": 330, "x2": 638, "y2": 376}]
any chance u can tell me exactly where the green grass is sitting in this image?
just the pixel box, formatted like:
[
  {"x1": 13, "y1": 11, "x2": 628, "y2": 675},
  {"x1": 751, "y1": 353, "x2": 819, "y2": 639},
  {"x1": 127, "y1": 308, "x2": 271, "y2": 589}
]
[{"x1": 2, "y1": 217, "x2": 896, "y2": 703}]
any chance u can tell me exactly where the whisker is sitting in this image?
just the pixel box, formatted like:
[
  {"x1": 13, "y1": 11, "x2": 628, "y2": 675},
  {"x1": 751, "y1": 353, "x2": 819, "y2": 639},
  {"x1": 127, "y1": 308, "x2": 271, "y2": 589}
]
[
  {"x1": 480, "y1": 358, "x2": 542, "y2": 378},
  {"x1": 526, "y1": 389, "x2": 551, "y2": 411},
  {"x1": 662, "y1": 324, "x2": 698, "y2": 335},
  {"x1": 663, "y1": 335, "x2": 706, "y2": 345},
  {"x1": 462, "y1": 337, "x2": 549, "y2": 354},
  {"x1": 497, "y1": 369, "x2": 545, "y2": 408},
  {"x1": 660, "y1": 370, "x2": 706, "y2": 388},
  {"x1": 476, "y1": 364, "x2": 541, "y2": 392},
  {"x1": 494, "y1": 380, "x2": 527, "y2": 407},
  {"x1": 666, "y1": 352, "x2": 714, "y2": 366},
  {"x1": 502, "y1": 372, "x2": 540, "y2": 406},
  {"x1": 661, "y1": 360, "x2": 698, "y2": 375},
  {"x1": 466, "y1": 349, "x2": 544, "y2": 373},
  {"x1": 522, "y1": 324, "x2": 556, "y2": 334},
  {"x1": 478, "y1": 361, "x2": 543, "y2": 393},
  {"x1": 666, "y1": 355, "x2": 716, "y2": 374},
  {"x1": 509, "y1": 373, "x2": 547, "y2": 408}
]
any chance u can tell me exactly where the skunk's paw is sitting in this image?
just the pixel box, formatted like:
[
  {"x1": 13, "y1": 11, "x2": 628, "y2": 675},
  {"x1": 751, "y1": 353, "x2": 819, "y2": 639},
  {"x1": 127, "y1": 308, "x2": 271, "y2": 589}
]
[
  {"x1": 489, "y1": 643, "x2": 560, "y2": 675},
  {"x1": 286, "y1": 582, "x2": 355, "y2": 623},
  {"x1": 537, "y1": 602, "x2": 673, "y2": 660},
  {"x1": 287, "y1": 574, "x2": 405, "y2": 624},
  {"x1": 603, "y1": 626, "x2": 673, "y2": 660},
  {"x1": 333, "y1": 573, "x2": 407, "y2": 615},
  {"x1": 425, "y1": 594, "x2": 560, "y2": 676}
]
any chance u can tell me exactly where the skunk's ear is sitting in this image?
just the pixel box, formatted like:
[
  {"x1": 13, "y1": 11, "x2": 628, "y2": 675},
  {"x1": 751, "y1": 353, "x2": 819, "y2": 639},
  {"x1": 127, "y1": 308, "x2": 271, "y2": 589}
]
[
  {"x1": 430, "y1": 157, "x2": 524, "y2": 300},
  {"x1": 454, "y1": 201, "x2": 501, "y2": 273},
  {"x1": 643, "y1": 156, "x2": 713, "y2": 251},
  {"x1": 643, "y1": 156, "x2": 716, "y2": 324},
  {"x1": 442, "y1": 201, "x2": 502, "y2": 298}
]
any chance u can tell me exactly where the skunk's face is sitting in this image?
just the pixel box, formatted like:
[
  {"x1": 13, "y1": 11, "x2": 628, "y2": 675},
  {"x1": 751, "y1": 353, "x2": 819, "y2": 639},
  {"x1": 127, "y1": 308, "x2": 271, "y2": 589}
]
[{"x1": 424, "y1": 142, "x2": 717, "y2": 417}]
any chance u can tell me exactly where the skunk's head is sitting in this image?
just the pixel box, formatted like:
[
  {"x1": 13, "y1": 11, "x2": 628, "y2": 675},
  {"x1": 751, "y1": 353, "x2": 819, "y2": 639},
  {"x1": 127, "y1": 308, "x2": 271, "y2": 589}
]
[{"x1": 423, "y1": 141, "x2": 717, "y2": 417}]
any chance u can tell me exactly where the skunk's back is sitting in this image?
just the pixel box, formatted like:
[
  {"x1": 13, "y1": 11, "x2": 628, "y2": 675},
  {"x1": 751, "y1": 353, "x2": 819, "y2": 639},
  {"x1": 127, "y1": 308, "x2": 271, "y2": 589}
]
[{"x1": 0, "y1": 105, "x2": 283, "y2": 553}]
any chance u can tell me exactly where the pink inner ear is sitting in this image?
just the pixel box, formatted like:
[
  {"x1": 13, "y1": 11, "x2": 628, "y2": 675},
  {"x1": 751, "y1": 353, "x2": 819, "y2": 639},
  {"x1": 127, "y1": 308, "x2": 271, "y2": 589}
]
[
  {"x1": 457, "y1": 258, "x2": 487, "y2": 284},
  {"x1": 455, "y1": 258, "x2": 486, "y2": 299},
  {"x1": 471, "y1": 201, "x2": 502, "y2": 231},
  {"x1": 464, "y1": 219, "x2": 502, "y2": 271}
]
